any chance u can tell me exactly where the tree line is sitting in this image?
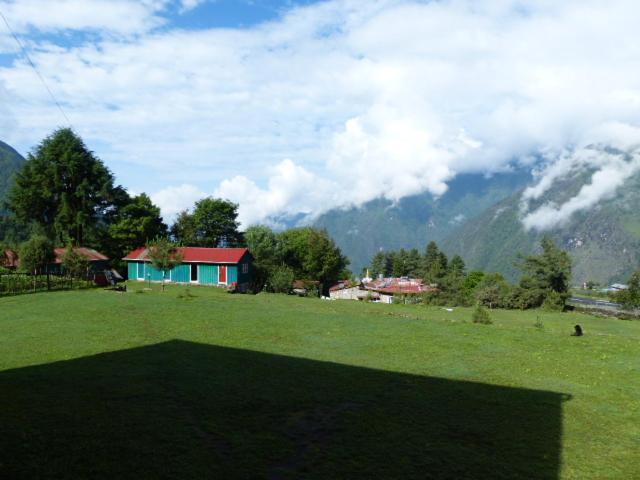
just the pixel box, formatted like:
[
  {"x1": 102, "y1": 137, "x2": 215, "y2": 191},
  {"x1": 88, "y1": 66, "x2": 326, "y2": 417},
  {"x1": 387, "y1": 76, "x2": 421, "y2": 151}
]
[
  {"x1": 367, "y1": 238, "x2": 573, "y2": 311},
  {"x1": 0, "y1": 128, "x2": 349, "y2": 292}
]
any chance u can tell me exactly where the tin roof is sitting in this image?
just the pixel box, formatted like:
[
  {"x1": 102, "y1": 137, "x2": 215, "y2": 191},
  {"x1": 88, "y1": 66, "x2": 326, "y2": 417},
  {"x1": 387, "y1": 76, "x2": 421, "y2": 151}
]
[
  {"x1": 123, "y1": 246, "x2": 249, "y2": 264},
  {"x1": 364, "y1": 277, "x2": 433, "y2": 295},
  {"x1": 54, "y1": 247, "x2": 109, "y2": 264}
]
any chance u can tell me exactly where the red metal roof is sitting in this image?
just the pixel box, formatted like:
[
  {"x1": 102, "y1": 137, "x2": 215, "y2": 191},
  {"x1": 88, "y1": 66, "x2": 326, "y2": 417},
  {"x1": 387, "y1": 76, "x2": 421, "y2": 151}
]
[
  {"x1": 365, "y1": 277, "x2": 434, "y2": 295},
  {"x1": 123, "y1": 247, "x2": 249, "y2": 264},
  {"x1": 54, "y1": 247, "x2": 109, "y2": 264}
]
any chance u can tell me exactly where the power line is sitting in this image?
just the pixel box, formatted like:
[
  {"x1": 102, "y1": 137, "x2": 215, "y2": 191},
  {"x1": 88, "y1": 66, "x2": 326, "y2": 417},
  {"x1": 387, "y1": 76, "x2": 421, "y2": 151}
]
[{"x1": 0, "y1": 9, "x2": 72, "y2": 127}]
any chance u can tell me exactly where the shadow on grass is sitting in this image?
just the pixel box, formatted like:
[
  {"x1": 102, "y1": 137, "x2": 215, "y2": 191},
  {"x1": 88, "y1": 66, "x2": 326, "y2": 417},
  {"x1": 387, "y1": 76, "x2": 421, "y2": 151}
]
[{"x1": 0, "y1": 340, "x2": 568, "y2": 479}]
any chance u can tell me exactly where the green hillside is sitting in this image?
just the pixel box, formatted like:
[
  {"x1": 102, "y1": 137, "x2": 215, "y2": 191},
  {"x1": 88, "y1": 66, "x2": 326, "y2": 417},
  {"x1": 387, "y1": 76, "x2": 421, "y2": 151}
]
[
  {"x1": 315, "y1": 172, "x2": 530, "y2": 273},
  {"x1": 445, "y1": 171, "x2": 640, "y2": 285},
  {"x1": 0, "y1": 140, "x2": 25, "y2": 202}
]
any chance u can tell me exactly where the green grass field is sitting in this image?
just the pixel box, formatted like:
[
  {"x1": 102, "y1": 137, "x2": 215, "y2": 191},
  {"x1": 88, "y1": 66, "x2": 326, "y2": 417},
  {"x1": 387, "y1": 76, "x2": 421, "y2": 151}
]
[{"x1": 1, "y1": 284, "x2": 638, "y2": 479}]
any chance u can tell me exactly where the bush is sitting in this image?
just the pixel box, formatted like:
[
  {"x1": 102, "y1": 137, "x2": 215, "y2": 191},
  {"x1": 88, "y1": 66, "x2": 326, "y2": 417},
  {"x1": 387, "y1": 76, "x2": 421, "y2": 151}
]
[
  {"x1": 268, "y1": 266, "x2": 295, "y2": 294},
  {"x1": 542, "y1": 290, "x2": 566, "y2": 311},
  {"x1": 472, "y1": 305, "x2": 492, "y2": 325}
]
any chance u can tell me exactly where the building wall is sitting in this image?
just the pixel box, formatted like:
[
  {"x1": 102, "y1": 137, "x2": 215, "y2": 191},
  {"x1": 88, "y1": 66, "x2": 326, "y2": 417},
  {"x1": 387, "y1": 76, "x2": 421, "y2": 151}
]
[
  {"x1": 236, "y1": 252, "x2": 253, "y2": 286},
  {"x1": 126, "y1": 260, "x2": 252, "y2": 289},
  {"x1": 329, "y1": 286, "x2": 363, "y2": 300},
  {"x1": 170, "y1": 264, "x2": 190, "y2": 283},
  {"x1": 199, "y1": 264, "x2": 218, "y2": 285},
  {"x1": 127, "y1": 262, "x2": 138, "y2": 279}
]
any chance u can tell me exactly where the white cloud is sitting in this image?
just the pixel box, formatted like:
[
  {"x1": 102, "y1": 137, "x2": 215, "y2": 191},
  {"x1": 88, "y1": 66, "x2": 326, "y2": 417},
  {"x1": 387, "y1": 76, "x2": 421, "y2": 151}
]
[
  {"x1": 150, "y1": 183, "x2": 207, "y2": 221},
  {"x1": 178, "y1": 0, "x2": 205, "y2": 13},
  {"x1": 0, "y1": 0, "x2": 168, "y2": 37},
  {"x1": 2, "y1": 0, "x2": 640, "y2": 226},
  {"x1": 214, "y1": 159, "x2": 336, "y2": 226},
  {"x1": 521, "y1": 143, "x2": 640, "y2": 231}
]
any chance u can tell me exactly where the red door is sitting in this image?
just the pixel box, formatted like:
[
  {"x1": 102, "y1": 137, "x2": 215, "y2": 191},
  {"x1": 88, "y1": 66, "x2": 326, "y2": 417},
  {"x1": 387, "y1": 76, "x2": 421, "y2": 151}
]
[{"x1": 219, "y1": 265, "x2": 227, "y2": 284}]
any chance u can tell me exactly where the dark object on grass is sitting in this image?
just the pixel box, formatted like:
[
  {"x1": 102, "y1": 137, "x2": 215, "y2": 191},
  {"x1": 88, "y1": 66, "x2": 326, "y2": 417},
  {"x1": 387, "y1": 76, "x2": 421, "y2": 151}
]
[{"x1": 571, "y1": 325, "x2": 583, "y2": 336}]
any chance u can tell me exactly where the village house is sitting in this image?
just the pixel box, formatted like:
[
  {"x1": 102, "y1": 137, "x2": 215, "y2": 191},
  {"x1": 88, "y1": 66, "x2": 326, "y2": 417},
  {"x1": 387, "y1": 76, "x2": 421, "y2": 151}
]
[
  {"x1": 329, "y1": 277, "x2": 436, "y2": 304},
  {"x1": 2, "y1": 247, "x2": 109, "y2": 273},
  {"x1": 1, "y1": 249, "x2": 19, "y2": 270},
  {"x1": 123, "y1": 247, "x2": 253, "y2": 292}
]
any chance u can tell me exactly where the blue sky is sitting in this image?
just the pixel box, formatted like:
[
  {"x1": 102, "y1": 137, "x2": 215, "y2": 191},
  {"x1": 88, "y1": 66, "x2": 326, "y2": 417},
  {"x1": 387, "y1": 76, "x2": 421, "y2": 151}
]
[{"x1": 1, "y1": 0, "x2": 640, "y2": 230}]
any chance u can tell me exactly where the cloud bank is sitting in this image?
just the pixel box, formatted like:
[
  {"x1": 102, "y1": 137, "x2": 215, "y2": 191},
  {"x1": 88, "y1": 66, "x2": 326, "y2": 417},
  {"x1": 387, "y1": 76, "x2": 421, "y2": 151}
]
[{"x1": 2, "y1": 0, "x2": 640, "y2": 227}]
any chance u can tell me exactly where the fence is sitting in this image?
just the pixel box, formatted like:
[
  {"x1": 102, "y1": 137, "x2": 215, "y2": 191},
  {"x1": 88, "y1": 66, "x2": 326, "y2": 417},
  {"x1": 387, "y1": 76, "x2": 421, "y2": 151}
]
[{"x1": 0, "y1": 272, "x2": 96, "y2": 297}]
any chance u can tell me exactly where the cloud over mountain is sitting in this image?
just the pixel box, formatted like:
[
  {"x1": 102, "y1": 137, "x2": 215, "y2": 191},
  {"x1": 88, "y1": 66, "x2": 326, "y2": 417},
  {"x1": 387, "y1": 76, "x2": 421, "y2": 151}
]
[{"x1": 2, "y1": 0, "x2": 640, "y2": 226}]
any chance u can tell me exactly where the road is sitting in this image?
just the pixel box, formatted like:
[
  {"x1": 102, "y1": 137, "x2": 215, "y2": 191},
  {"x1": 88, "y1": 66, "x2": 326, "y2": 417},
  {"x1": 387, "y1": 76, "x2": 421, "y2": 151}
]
[{"x1": 569, "y1": 296, "x2": 622, "y2": 309}]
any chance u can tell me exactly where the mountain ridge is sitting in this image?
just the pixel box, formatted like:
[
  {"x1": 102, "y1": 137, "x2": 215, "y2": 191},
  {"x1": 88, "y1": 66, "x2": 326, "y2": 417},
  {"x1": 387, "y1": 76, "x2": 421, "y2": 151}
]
[
  {"x1": 0, "y1": 140, "x2": 25, "y2": 203},
  {"x1": 316, "y1": 165, "x2": 640, "y2": 285}
]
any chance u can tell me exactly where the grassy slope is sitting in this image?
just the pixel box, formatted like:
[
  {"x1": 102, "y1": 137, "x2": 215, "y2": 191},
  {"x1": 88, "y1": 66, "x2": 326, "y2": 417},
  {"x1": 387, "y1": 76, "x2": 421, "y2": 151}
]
[{"x1": 1, "y1": 285, "x2": 638, "y2": 479}]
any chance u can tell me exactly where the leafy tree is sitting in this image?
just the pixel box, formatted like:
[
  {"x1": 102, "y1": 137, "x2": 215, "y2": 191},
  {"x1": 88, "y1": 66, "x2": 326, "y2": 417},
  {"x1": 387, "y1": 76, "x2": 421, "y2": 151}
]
[
  {"x1": 20, "y1": 235, "x2": 55, "y2": 291},
  {"x1": 62, "y1": 245, "x2": 90, "y2": 282},
  {"x1": 171, "y1": 210, "x2": 198, "y2": 245},
  {"x1": 147, "y1": 238, "x2": 183, "y2": 292},
  {"x1": 192, "y1": 197, "x2": 241, "y2": 247},
  {"x1": 475, "y1": 273, "x2": 510, "y2": 309},
  {"x1": 463, "y1": 271, "x2": 485, "y2": 292},
  {"x1": 107, "y1": 193, "x2": 167, "y2": 259},
  {"x1": 8, "y1": 128, "x2": 122, "y2": 245},
  {"x1": 517, "y1": 237, "x2": 572, "y2": 309},
  {"x1": 277, "y1": 227, "x2": 348, "y2": 292},
  {"x1": 613, "y1": 270, "x2": 640, "y2": 309},
  {"x1": 19, "y1": 235, "x2": 55, "y2": 275},
  {"x1": 245, "y1": 225, "x2": 280, "y2": 291}
]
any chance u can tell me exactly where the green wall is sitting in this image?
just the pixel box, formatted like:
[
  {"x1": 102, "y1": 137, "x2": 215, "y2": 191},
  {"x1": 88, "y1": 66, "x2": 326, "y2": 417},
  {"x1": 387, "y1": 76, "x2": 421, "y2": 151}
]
[
  {"x1": 126, "y1": 258, "x2": 253, "y2": 288},
  {"x1": 199, "y1": 264, "x2": 218, "y2": 285},
  {"x1": 171, "y1": 264, "x2": 190, "y2": 283}
]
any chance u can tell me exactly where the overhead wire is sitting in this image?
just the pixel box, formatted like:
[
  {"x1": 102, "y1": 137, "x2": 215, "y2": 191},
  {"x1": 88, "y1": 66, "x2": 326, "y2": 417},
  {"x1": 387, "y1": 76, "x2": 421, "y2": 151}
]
[{"x1": 0, "y1": 8, "x2": 72, "y2": 127}]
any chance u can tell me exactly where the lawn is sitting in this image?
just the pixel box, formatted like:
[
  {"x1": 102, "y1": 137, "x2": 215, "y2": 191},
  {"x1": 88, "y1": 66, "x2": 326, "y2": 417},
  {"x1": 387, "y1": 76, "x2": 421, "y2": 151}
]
[{"x1": 1, "y1": 284, "x2": 638, "y2": 479}]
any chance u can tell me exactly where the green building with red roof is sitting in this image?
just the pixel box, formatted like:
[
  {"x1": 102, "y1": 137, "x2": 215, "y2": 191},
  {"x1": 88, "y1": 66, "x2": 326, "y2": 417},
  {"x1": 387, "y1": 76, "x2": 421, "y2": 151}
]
[{"x1": 123, "y1": 247, "x2": 253, "y2": 291}]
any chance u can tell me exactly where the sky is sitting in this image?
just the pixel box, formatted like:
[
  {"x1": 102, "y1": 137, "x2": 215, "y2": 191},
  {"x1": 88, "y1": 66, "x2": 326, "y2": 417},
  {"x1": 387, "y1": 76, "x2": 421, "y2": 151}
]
[{"x1": 1, "y1": 0, "x2": 640, "y2": 230}]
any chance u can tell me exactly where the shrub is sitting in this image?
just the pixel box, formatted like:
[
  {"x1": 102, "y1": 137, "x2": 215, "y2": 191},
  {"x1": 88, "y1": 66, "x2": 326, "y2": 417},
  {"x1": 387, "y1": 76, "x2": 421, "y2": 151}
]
[
  {"x1": 472, "y1": 305, "x2": 492, "y2": 325},
  {"x1": 542, "y1": 290, "x2": 566, "y2": 311},
  {"x1": 534, "y1": 316, "x2": 544, "y2": 330},
  {"x1": 268, "y1": 266, "x2": 295, "y2": 294}
]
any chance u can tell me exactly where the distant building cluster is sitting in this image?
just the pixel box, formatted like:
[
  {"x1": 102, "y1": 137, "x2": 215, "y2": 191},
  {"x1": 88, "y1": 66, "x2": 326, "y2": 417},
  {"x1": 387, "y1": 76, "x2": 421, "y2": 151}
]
[{"x1": 329, "y1": 276, "x2": 437, "y2": 304}]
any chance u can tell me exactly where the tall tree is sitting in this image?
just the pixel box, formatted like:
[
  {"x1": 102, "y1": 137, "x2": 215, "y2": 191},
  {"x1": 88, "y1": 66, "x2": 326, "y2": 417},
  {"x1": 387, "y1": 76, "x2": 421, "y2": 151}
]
[
  {"x1": 191, "y1": 197, "x2": 241, "y2": 247},
  {"x1": 392, "y1": 249, "x2": 409, "y2": 277},
  {"x1": 422, "y1": 241, "x2": 448, "y2": 283},
  {"x1": 171, "y1": 210, "x2": 198, "y2": 245},
  {"x1": 406, "y1": 248, "x2": 422, "y2": 277},
  {"x1": 370, "y1": 251, "x2": 392, "y2": 278},
  {"x1": 518, "y1": 237, "x2": 572, "y2": 309},
  {"x1": 244, "y1": 225, "x2": 280, "y2": 290},
  {"x1": 8, "y1": 128, "x2": 121, "y2": 245},
  {"x1": 107, "y1": 193, "x2": 167, "y2": 258},
  {"x1": 278, "y1": 227, "x2": 348, "y2": 291},
  {"x1": 448, "y1": 255, "x2": 466, "y2": 277}
]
